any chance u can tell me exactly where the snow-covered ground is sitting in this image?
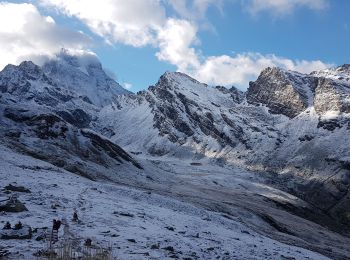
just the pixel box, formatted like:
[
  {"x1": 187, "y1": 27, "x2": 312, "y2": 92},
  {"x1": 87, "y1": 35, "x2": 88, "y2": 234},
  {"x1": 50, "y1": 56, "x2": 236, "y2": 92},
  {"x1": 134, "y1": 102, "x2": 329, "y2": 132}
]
[{"x1": 0, "y1": 145, "x2": 343, "y2": 259}]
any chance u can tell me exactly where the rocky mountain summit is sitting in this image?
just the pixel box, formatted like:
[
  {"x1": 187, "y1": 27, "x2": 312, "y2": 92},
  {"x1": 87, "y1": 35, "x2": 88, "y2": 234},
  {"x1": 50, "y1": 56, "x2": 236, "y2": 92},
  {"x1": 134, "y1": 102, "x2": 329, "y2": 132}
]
[
  {"x1": 248, "y1": 66, "x2": 350, "y2": 118},
  {"x1": 247, "y1": 67, "x2": 317, "y2": 117}
]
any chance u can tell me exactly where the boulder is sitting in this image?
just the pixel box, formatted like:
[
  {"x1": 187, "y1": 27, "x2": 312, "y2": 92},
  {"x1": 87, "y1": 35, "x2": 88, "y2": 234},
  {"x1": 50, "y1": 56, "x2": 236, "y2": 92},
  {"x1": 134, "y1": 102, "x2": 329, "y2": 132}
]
[
  {"x1": 0, "y1": 198, "x2": 28, "y2": 212},
  {"x1": 0, "y1": 225, "x2": 32, "y2": 240},
  {"x1": 4, "y1": 184, "x2": 31, "y2": 193}
]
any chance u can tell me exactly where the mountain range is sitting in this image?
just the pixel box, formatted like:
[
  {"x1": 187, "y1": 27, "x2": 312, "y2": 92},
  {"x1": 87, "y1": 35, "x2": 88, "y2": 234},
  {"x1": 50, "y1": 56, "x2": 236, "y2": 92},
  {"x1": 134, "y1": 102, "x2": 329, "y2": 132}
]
[{"x1": 1, "y1": 50, "x2": 350, "y2": 259}]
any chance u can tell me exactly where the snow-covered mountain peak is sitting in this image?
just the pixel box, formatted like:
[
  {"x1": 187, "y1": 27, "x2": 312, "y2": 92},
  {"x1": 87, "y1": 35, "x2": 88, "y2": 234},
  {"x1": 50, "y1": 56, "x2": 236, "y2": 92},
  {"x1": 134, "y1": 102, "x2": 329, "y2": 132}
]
[
  {"x1": 0, "y1": 60, "x2": 55, "y2": 98},
  {"x1": 18, "y1": 60, "x2": 41, "y2": 74},
  {"x1": 0, "y1": 50, "x2": 132, "y2": 108},
  {"x1": 147, "y1": 71, "x2": 246, "y2": 109},
  {"x1": 1, "y1": 61, "x2": 44, "y2": 81},
  {"x1": 259, "y1": 66, "x2": 292, "y2": 78},
  {"x1": 150, "y1": 71, "x2": 210, "y2": 101},
  {"x1": 336, "y1": 64, "x2": 350, "y2": 73},
  {"x1": 42, "y1": 50, "x2": 131, "y2": 107},
  {"x1": 261, "y1": 66, "x2": 284, "y2": 75},
  {"x1": 162, "y1": 71, "x2": 202, "y2": 85},
  {"x1": 260, "y1": 66, "x2": 309, "y2": 82},
  {"x1": 152, "y1": 71, "x2": 206, "y2": 92},
  {"x1": 311, "y1": 64, "x2": 350, "y2": 84}
]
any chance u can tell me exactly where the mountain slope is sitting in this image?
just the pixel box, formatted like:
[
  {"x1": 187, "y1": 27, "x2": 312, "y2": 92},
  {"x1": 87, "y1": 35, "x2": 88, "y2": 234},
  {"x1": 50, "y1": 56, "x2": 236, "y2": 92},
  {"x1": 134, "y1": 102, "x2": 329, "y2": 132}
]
[
  {"x1": 95, "y1": 67, "x2": 350, "y2": 231},
  {"x1": 0, "y1": 56, "x2": 141, "y2": 182},
  {"x1": 98, "y1": 71, "x2": 274, "y2": 158},
  {"x1": 2, "y1": 145, "x2": 343, "y2": 260}
]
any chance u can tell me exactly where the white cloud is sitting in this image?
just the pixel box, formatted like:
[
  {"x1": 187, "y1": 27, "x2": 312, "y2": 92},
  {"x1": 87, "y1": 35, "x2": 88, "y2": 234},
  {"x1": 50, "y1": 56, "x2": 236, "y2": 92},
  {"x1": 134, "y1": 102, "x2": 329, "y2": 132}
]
[
  {"x1": 39, "y1": 0, "x2": 202, "y2": 73},
  {"x1": 0, "y1": 2, "x2": 91, "y2": 70},
  {"x1": 167, "y1": 0, "x2": 223, "y2": 33},
  {"x1": 168, "y1": 0, "x2": 223, "y2": 21},
  {"x1": 156, "y1": 19, "x2": 200, "y2": 72},
  {"x1": 123, "y1": 83, "x2": 133, "y2": 90},
  {"x1": 245, "y1": 0, "x2": 328, "y2": 16},
  {"x1": 186, "y1": 53, "x2": 332, "y2": 89},
  {"x1": 36, "y1": 0, "x2": 332, "y2": 90},
  {"x1": 40, "y1": 0, "x2": 166, "y2": 47}
]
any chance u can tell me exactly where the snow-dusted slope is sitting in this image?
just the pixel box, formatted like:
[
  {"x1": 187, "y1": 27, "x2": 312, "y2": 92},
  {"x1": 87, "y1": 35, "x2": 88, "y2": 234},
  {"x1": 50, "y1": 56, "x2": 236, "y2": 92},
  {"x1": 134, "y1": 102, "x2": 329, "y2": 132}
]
[
  {"x1": 311, "y1": 64, "x2": 350, "y2": 84},
  {"x1": 2, "y1": 145, "x2": 350, "y2": 259},
  {"x1": 98, "y1": 71, "x2": 266, "y2": 157},
  {"x1": 95, "y1": 68, "x2": 350, "y2": 232}
]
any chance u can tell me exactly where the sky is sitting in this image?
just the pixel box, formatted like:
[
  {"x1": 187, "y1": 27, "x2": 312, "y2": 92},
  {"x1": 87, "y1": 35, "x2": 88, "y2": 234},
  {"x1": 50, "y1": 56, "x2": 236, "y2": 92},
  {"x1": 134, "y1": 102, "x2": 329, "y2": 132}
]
[{"x1": 0, "y1": 0, "x2": 349, "y2": 92}]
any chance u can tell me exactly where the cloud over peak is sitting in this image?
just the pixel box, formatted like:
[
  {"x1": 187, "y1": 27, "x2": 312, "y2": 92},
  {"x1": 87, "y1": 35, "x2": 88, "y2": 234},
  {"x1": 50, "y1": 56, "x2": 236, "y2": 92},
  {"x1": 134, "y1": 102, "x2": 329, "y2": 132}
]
[
  {"x1": 40, "y1": 0, "x2": 167, "y2": 47},
  {"x1": 188, "y1": 53, "x2": 332, "y2": 89},
  {"x1": 0, "y1": 2, "x2": 91, "y2": 70},
  {"x1": 0, "y1": 0, "x2": 333, "y2": 90}
]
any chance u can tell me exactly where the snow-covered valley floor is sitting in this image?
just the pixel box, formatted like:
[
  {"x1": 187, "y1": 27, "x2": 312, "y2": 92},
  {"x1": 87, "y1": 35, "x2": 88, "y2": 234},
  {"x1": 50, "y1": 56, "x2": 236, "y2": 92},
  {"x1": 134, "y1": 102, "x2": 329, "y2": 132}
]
[{"x1": 1, "y1": 145, "x2": 349, "y2": 259}]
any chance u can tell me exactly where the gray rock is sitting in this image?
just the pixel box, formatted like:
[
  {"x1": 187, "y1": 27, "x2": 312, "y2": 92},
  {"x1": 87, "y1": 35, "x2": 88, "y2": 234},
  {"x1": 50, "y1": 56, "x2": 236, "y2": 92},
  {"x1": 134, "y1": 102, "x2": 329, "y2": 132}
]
[
  {"x1": 247, "y1": 67, "x2": 317, "y2": 118},
  {"x1": 4, "y1": 184, "x2": 31, "y2": 193},
  {"x1": 314, "y1": 78, "x2": 350, "y2": 114},
  {"x1": 0, "y1": 225, "x2": 32, "y2": 239},
  {"x1": 56, "y1": 109, "x2": 91, "y2": 128},
  {"x1": 0, "y1": 198, "x2": 28, "y2": 212}
]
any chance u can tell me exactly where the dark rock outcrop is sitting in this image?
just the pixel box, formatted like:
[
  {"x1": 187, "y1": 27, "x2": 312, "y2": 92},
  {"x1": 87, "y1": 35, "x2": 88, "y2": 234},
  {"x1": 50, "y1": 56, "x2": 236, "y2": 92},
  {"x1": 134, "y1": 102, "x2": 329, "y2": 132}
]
[
  {"x1": 0, "y1": 198, "x2": 28, "y2": 212},
  {"x1": 80, "y1": 129, "x2": 143, "y2": 169},
  {"x1": 4, "y1": 184, "x2": 31, "y2": 193},
  {"x1": 56, "y1": 109, "x2": 91, "y2": 128},
  {"x1": 0, "y1": 225, "x2": 32, "y2": 239}
]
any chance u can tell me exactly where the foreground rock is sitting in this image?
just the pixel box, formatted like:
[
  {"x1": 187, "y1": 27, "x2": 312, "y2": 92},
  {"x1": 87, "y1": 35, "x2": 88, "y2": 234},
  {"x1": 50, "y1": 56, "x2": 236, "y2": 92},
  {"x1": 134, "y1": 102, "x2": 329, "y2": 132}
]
[
  {"x1": 4, "y1": 184, "x2": 31, "y2": 193},
  {"x1": 0, "y1": 225, "x2": 32, "y2": 239},
  {"x1": 0, "y1": 247, "x2": 10, "y2": 258},
  {"x1": 0, "y1": 197, "x2": 28, "y2": 212}
]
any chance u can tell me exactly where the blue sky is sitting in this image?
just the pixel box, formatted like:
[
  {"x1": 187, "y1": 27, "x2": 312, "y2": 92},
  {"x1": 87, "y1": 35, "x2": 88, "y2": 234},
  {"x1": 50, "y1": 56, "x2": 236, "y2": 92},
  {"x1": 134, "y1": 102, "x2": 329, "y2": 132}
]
[{"x1": 0, "y1": 0, "x2": 349, "y2": 92}]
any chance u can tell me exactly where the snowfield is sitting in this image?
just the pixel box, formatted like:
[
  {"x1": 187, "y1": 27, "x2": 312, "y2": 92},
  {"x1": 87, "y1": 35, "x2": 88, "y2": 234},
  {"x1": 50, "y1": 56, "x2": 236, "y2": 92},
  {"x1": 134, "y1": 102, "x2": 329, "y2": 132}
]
[{"x1": 0, "y1": 144, "x2": 344, "y2": 259}]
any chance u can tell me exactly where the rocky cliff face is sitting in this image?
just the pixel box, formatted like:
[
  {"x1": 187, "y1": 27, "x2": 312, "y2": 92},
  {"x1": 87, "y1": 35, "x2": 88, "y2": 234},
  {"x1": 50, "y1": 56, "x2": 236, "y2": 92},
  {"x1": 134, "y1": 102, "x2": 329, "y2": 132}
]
[
  {"x1": 247, "y1": 67, "x2": 317, "y2": 118},
  {"x1": 314, "y1": 78, "x2": 350, "y2": 115},
  {"x1": 146, "y1": 72, "x2": 245, "y2": 147},
  {"x1": 243, "y1": 66, "x2": 350, "y2": 225},
  {"x1": 247, "y1": 65, "x2": 350, "y2": 118},
  {"x1": 311, "y1": 64, "x2": 350, "y2": 115}
]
